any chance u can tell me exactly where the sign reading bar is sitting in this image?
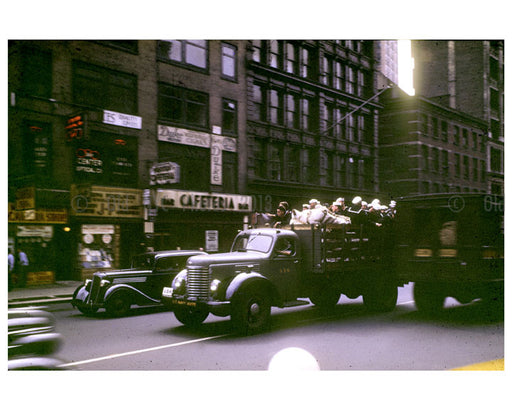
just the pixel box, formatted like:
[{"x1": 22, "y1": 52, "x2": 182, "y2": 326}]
[
  {"x1": 103, "y1": 110, "x2": 142, "y2": 129},
  {"x1": 156, "y1": 189, "x2": 252, "y2": 212}
]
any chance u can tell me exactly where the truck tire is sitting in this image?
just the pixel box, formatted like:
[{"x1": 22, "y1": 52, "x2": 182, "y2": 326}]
[
  {"x1": 105, "y1": 291, "x2": 131, "y2": 317},
  {"x1": 363, "y1": 282, "x2": 397, "y2": 312},
  {"x1": 413, "y1": 282, "x2": 445, "y2": 315},
  {"x1": 77, "y1": 305, "x2": 99, "y2": 316},
  {"x1": 232, "y1": 288, "x2": 271, "y2": 335},
  {"x1": 173, "y1": 305, "x2": 209, "y2": 328}
]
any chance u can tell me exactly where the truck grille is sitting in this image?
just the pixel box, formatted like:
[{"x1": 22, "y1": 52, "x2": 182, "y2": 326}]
[{"x1": 187, "y1": 266, "x2": 210, "y2": 299}]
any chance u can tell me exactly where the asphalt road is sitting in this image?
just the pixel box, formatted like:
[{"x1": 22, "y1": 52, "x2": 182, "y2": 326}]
[{"x1": 40, "y1": 283, "x2": 503, "y2": 371}]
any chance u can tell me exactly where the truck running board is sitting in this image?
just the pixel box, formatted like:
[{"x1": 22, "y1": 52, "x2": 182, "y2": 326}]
[{"x1": 282, "y1": 299, "x2": 311, "y2": 308}]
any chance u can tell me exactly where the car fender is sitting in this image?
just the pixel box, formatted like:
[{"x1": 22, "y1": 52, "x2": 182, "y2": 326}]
[
  {"x1": 72, "y1": 285, "x2": 89, "y2": 304},
  {"x1": 225, "y1": 272, "x2": 279, "y2": 305},
  {"x1": 104, "y1": 284, "x2": 160, "y2": 304}
]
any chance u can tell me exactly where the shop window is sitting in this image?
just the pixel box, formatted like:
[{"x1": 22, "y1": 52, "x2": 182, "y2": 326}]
[
  {"x1": 158, "y1": 83, "x2": 208, "y2": 129},
  {"x1": 73, "y1": 60, "x2": 137, "y2": 114},
  {"x1": 222, "y1": 99, "x2": 237, "y2": 135},
  {"x1": 158, "y1": 40, "x2": 208, "y2": 70},
  {"x1": 221, "y1": 43, "x2": 237, "y2": 80},
  {"x1": 20, "y1": 46, "x2": 52, "y2": 98}
]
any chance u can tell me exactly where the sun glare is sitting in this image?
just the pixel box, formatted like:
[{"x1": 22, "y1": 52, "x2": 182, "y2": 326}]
[{"x1": 398, "y1": 40, "x2": 415, "y2": 96}]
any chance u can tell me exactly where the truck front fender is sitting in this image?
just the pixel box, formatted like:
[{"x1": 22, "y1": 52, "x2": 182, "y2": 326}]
[{"x1": 225, "y1": 272, "x2": 280, "y2": 306}]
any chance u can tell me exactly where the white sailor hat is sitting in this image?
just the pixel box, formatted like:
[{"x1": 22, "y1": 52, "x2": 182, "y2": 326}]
[{"x1": 352, "y1": 196, "x2": 362, "y2": 205}]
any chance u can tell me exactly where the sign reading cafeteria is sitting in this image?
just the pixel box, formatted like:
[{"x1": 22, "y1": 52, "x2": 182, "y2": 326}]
[{"x1": 156, "y1": 189, "x2": 252, "y2": 212}]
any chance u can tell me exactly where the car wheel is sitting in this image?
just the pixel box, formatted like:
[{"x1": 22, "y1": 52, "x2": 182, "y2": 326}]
[
  {"x1": 173, "y1": 305, "x2": 209, "y2": 327},
  {"x1": 232, "y1": 288, "x2": 271, "y2": 335},
  {"x1": 105, "y1": 292, "x2": 131, "y2": 317}
]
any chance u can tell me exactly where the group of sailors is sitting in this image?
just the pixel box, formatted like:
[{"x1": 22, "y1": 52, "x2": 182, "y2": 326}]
[{"x1": 267, "y1": 196, "x2": 397, "y2": 228}]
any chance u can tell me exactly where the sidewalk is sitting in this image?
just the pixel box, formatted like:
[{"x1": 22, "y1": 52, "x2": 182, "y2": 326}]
[{"x1": 8, "y1": 281, "x2": 82, "y2": 308}]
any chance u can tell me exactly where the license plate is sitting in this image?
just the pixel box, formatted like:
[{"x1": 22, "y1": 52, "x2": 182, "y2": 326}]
[{"x1": 162, "y1": 287, "x2": 173, "y2": 298}]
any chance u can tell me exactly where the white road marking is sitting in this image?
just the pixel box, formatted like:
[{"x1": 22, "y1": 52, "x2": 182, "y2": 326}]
[{"x1": 58, "y1": 334, "x2": 229, "y2": 368}]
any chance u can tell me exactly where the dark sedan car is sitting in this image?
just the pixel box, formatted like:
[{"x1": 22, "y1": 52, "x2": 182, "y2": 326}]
[{"x1": 71, "y1": 250, "x2": 206, "y2": 317}]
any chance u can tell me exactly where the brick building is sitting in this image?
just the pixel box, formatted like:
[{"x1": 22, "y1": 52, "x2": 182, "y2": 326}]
[
  {"x1": 8, "y1": 40, "x2": 251, "y2": 281},
  {"x1": 245, "y1": 40, "x2": 384, "y2": 212},
  {"x1": 412, "y1": 40, "x2": 504, "y2": 195}
]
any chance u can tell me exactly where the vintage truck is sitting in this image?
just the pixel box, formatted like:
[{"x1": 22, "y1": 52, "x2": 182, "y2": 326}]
[
  {"x1": 162, "y1": 217, "x2": 400, "y2": 334},
  {"x1": 394, "y1": 193, "x2": 504, "y2": 314}
]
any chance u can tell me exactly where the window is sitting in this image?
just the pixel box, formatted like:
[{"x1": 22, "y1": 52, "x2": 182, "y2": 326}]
[
  {"x1": 73, "y1": 61, "x2": 137, "y2": 114},
  {"x1": 432, "y1": 148, "x2": 439, "y2": 174},
  {"x1": 441, "y1": 121, "x2": 448, "y2": 141},
  {"x1": 252, "y1": 84, "x2": 264, "y2": 121},
  {"x1": 357, "y1": 70, "x2": 366, "y2": 97},
  {"x1": 454, "y1": 153, "x2": 460, "y2": 177},
  {"x1": 357, "y1": 115, "x2": 366, "y2": 143},
  {"x1": 285, "y1": 94, "x2": 299, "y2": 129},
  {"x1": 472, "y1": 158, "x2": 478, "y2": 181},
  {"x1": 158, "y1": 83, "x2": 208, "y2": 129},
  {"x1": 301, "y1": 98, "x2": 311, "y2": 131},
  {"x1": 323, "y1": 102, "x2": 334, "y2": 136},
  {"x1": 158, "y1": 40, "x2": 208, "y2": 70},
  {"x1": 346, "y1": 66, "x2": 355, "y2": 94},
  {"x1": 463, "y1": 156, "x2": 469, "y2": 180},
  {"x1": 431, "y1": 117, "x2": 439, "y2": 138},
  {"x1": 96, "y1": 40, "x2": 138, "y2": 53},
  {"x1": 441, "y1": 150, "x2": 449, "y2": 176},
  {"x1": 269, "y1": 89, "x2": 283, "y2": 125},
  {"x1": 268, "y1": 144, "x2": 282, "y2": 180},
  {"x1": 222, "y1": 99, "x2": 237, "y2": 135},
  {"x1": 302, "y1": 148, "x2": 317, "y2": 184},
  {"x1": 285, "y1": 43, "x2": 296, "y2": 74},
  {"x1": 334, "y1": 61, "x2": 343, "y2": 90},
  {"x1": 321, "y1": 56, "x2": 332, "y2": 86},
  {"x1": 269, "y1": 40, "x2": 281, "y2": 68},
  {"x1": 20, "y1": 47, "x2": 52, "y2": 98},
  {"x1": 336, "y1": 155, "x2": 346, "y2": 187},
  {"x1": 462, "y1": 128, "x2": 469, "y2": 147},
  {"x1": 252, "y1": 40, "x2": 262, "y2": 62},
  {"x1": 221, "y1": 43, "x2": 236, "y2": 80},
  {"x1": 300, "y1": 47, "x2": 310, "y2": 78},
  {"x1": 452, "y1": 125, "x2": 460, "y2": 145},
  {"x1": 253, "y1": 140, "x2": 266, "y2": 179},
  {"x1": 286, "y1": 146, "x2": 300, "y2": 182},
  {"x1": 347, "y1": 114, "x2": 355, "y2": 141}
]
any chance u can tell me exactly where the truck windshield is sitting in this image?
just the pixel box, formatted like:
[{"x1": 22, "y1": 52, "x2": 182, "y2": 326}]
[{"x1": 232, "y1": 233, "x2": 273, "y2": 253}]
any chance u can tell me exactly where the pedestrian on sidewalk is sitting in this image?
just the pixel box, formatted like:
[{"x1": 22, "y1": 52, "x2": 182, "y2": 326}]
[
  {"x1": 8, "y1": 249, "x2": 15, "y2": 291},
  {"x1": 17, "y1": 248, "x2": 29, "y2": 288}
]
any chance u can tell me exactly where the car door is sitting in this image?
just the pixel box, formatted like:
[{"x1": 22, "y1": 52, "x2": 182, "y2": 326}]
[{"x1": 149, "y1": 256, "x2": 180, "y2": 299}]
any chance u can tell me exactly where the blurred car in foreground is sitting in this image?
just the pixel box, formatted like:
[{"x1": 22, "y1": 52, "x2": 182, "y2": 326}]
[
  {"x1": 72, "y1": 250, "x2": 206, "y2": 317},
  {"x1": 8, "y1": 309, "x2": 64, "y2": 370}
]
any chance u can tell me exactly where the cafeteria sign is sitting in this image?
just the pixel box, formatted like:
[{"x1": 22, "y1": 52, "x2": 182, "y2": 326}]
[{"x1": 156, "y1": 189, "x2": 252, "y2": 212}]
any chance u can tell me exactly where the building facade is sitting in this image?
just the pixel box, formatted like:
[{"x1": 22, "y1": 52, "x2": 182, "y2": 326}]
[
  {"x1": 379, "y1": 87, "x2": 488, "y2": 198},
  {"x1": 245, "y1": 40, "x2": 383, "y2": 212},
  {"x1": 8, "y1": 40, "x2": 251, "y2": 282},
  {"x1": 412, "y1": 40, "x2": 504, "y2": 195}
]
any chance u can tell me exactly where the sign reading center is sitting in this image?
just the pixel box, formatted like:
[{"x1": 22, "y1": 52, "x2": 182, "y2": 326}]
[{"x1": 156, "y1": 189, "x2": 252, "y2": 212}]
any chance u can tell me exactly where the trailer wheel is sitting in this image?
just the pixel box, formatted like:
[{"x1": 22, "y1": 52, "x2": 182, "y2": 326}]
[
  {"x1": 173, "y1": 305, "x2": 209, "y2": 328},
  {"x1": 363, "y1": 281, "x2": 397, "y2": 312},
  {"x1": 232, "y1": 288, "x2": 271, "y2": 335},
  {"x1": 413, "y1": 282, "x2": 445, "y2": 315}
]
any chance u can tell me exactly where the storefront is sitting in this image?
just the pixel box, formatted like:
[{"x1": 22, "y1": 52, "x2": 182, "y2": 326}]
[
  {"x1": 149, "y1": 189, "x2": 252, "y2": 253},
  {"x1": 8, "y1": 201, "x2": 71, "y2": 284},
  {"x1": 70, "y1": 184, "x2": 144, "y2": 280}
]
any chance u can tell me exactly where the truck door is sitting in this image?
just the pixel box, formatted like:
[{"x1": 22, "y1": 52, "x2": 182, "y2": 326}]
[{"x1": 269, "y1": 237, "x2": 300, "y2": 301}]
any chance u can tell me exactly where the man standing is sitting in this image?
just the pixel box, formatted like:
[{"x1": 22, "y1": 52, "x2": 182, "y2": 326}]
[
  {"x1": 8, "y1": 249, "x2": 15, "y2": 290},
  {"x1": 17, "y1": 248, "x2": 29, "y2": 288}
]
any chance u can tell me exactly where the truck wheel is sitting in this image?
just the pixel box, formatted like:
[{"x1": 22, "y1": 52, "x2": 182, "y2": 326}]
[
  {"x1": 413, "y1": 282, "x2": 445, "y2": 315},
  {"x1": 309, "y1": 289, "x2": 340, "y2": 309},
  {"x1": 105, "y1": 292, "x2": 131, "y2": 317},
  {"x1": 363, "y1": 282, "x2": 397, "y2": 312},
  {"x1": 232, "y1": 289, "x2": 271, "y2": 335},
  {"x1": 173, "y1": 305, "x2": 209, "y2": 328}
]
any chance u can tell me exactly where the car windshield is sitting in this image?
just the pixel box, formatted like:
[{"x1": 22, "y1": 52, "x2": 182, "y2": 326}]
[
  {"x1": 131, "y1": 254, "x2": 155, "y2": 269},
  {"x1": 232, "y1": 233, "x2": 273, "y2": 253}
]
